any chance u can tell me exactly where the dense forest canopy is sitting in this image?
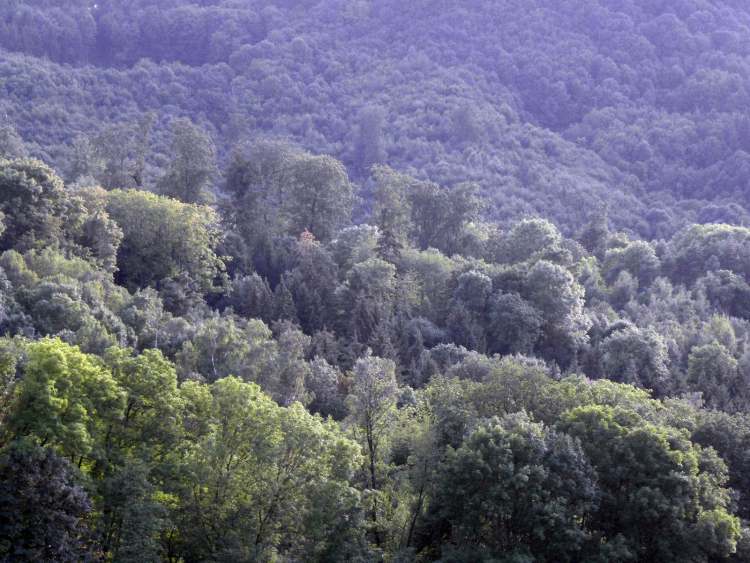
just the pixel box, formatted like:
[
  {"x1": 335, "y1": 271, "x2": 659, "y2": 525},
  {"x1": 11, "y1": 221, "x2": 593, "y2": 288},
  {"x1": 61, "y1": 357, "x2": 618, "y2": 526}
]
[
  {"x1": 3, "y1": 0, "x2": 750, "y2": 561},
  {"x1": 5, "y1": 0, "x2": 750, "y2": 234}
]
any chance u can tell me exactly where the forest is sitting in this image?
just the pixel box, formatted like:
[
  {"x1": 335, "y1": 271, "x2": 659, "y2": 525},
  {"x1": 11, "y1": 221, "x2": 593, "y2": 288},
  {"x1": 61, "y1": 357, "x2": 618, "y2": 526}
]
[{"x1": 3, "y1": 0, "x2": 750, "y2": 561}]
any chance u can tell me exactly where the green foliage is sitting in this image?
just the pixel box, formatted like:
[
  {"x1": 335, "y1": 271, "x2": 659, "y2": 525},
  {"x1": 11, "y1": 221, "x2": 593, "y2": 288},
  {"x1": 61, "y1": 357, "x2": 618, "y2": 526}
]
[
  {"x1": 0, "y1": 159, "x2": 85, "y2": 253},
  {"x1": 176, "y1": 314, "x2": 277, "y2": 384},
  {"x1": 599, "y1": 325, "x2": 672, "y2": 395},
  {"x1": 561, "y1": 405, "x2": 741, "y2": 562},
  {"x1": 493, "y1": 217, "x2": 566, "y2": 265},
  {"x1": 104, "y1": 346, "x2": 183, "y2": 457},
  {"x1": 287, "y1": 153, "x2": 354, "y2": 242},
  {"x1": 342, "y1": 258, "x2": 398, "y2": 347},
  {"x1": 8, "y1": 338, "x2": 124, "y2": 461},
  {"x1": 224, "y1": 141, "x2": 354, "y2": 248},
  {"x1": 371, "y1": 165, "x2": 414, "y2": 257},
  {"x1": 687, "y1": 342, "x2": 741, "y2": 411},
  {"x1": 0, "y1": 442, "x2": 94, "y2": 562},
  {"x1": 5, "y1": 4, "x2": 750, "y2": 559},
  {"x1": 667, "y1": 224, "x2": 750, "y2": 284},
  {"x1": 175, "y1": 376, "x2": 365, "y2": 561},
  {"x1": 421, "y1": 412, "x2": 597, "y2": 562},
  {"x1": 347, "y1": 354, "x2": 398, "y2": 546},
  {"x1": 106, "y1": 188, "x2": 225, "y2": 292},
  {"x1": 0, "y1": 126, "x2": 27, "y2": 160},
  {"x1": 409, "y1": 179, "x2": 482, "y2": 256},
  {"x1": 487, "y1": 291, "x2": 544, "y2": 355},
  {"x1": 603, "y1": 239, "x2": 661, "y2": 287},
  {"x1": 156, "y1": 118, "x2": 217, "y2": 205}
]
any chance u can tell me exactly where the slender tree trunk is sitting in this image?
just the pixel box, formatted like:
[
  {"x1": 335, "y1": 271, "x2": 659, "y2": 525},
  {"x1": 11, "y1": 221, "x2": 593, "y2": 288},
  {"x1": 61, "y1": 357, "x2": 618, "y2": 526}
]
[{"x1": 366, "y1": 420, "x2": 382, "y2": 547}]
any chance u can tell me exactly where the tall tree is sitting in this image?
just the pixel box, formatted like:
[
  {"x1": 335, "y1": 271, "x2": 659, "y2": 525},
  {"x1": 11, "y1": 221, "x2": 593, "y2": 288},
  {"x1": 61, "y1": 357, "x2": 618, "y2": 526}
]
[
  {"x1": 287, "y1": 153, "x2": 354, "y2": 242},
  {"x1": 354, "y1": 106, "x2": 387, "y2": 175},
  {"x1": 371, "y1": 165, "x2": 413, "y2": 261},
  {"x1": 347, "y1": 353, "x2": 398, "y2": 546},
  {"x1": 157, "y1": 118, "x2": 217, "y2": 205},
  {"x1": 0, "y1": 125, "x2": 27, "y2": 159},
  {"x1": 409, "y1": 179, "x2": 481, "y2": 255},
  {"x1": 92, "y1": 115, "x2": 154, "y2": 190},
  {"x1": 687, "y1": 342, "x2": 740, "y2": 411}
]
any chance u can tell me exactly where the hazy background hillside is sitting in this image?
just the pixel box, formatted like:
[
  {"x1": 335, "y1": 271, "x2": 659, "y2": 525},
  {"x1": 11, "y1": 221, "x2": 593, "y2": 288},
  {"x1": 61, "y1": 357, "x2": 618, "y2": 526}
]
[{"x1": 4, "y1": 0, "x2": 750, "y2": 236}]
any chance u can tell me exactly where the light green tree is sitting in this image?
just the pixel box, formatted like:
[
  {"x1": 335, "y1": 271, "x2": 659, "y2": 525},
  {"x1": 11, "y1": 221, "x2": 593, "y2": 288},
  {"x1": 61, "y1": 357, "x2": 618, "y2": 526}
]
[{"x1": 7, "y1": 338, "x2": 125, "y2": 463}]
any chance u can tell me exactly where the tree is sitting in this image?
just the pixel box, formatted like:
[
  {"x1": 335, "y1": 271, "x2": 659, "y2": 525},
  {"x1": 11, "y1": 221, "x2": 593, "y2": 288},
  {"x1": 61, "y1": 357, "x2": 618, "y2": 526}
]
[
  {"x1": 7, "y1": 338, "x2": 125, "y2": 463},
  {"x1": 330, "y1": 224, "x2": 380, "y2": 273},
  {"x1": 98, "y1": 462, "x2": 166, "y2": 562},
  {"x1": 487, "y1": 291, "x2": 544, "y2": 355},
  {"x1": 307, "y1": 357, "x2": 347, "y2": 419},
  {"x1": 603, "y1": 239, "x2": 661, "y2": 286},
  {"x1": 272, "y1": 323, "x2": 312, "y2": 406},
  {"x1": 287, "y1": 153, "x2": 354, "y2": 242},
  {"x1": 118, "y1": 287, "x2": 168, "y2": 350},
  {"x1": 578, "y1": 206, "x2": 609, "y2": 258},
  {"x1": 687, "y1": 342, "x2": 740, "y2": 411},
  {"x1": 347, "y1": 353, "x2": 398, "y2": 546},
  {"x1": 599, "y1": 325, "x2": 672, "y2": 396},
  {"x1": 354, "y1": 106, "x2": 387, "y2": 175},
  {"x1": 176, "y1": 314, "x2": 278, "y2": 386},
  {"x1": 221, "y1": 141, "x2": 341, "y2": 279},
  {"x1": 409, "y1": 180, "x2": 482, "y2": 255},
  {"x1": 452, "y1": 270, "x2": 492, "y2": 314},
  {"x1": 222, "y1": 272, "x2": 274, "y2": 321},
  {"x1": 420, "y1": 413, "x2": 597, "y2": 562},
  {"x1": 342, "y1": 258, "x2": 397, "y2": 347},
  {"x1": 281, "y1": 234, "x2": 339, "y2": 333},
  {"x1": 175, "y1": 377, "x2": 365, "y2": 561},
  {"x1": 371, "y1": 165, "x2": 413, "y2": 255},
  {"x1": 523, "y1": 260, "x2": 590, "y2": 366},
  {"x1": 493, "y1": 217, "x2": 566, "y2": 265},
  {"x1": 0, "y1": 338, "x2": 23, "y2": 434},
  {"x1": 609, "y1": 270, "x2": 639, "y2": 309},
  {"x1": 105, "y1": 189, "x2": 225, "y2": 292},
  {"x1": 693, "y1": 411, "x2": 750, "y2": 520},
  {"x1": 103, "y1": 346, "x2": 183, "y2": 458},
  {"x1": 91, "y1": 116, "x2": 154, "y2": 190},
  {"x1": 222, "y1": 139, "x2": 296, "y2": 246},
  {"x1": 696, "y1": 269, "x2": 750, "y2": 319},
  {"x1": 446, "y1": 270, "x2": 493, "y2": 352},
  {"x1": 0, "y1": 125, "x2": 27, "y2": 159},
  {"x1": 157, "y1": 118, "x2": 217, "y2": 205},
  {"x1": 666, "y1": 224, "x2": 750, "y2": 284},
  {"x1": 562, "y1": 405, "x2": 741, "y2": 562},
  {"x1": 451, "y1": 103, "x2": 483, "y2": 144},
  {"x1": 0, "y1": 159, "x2": 86, "y2": 253},
  {"x1": 0, "y1": 443, "x2": 95, "y2": 562},
  {"x1": 74, "y1": 187, "x2": 124, "y2": 274}
]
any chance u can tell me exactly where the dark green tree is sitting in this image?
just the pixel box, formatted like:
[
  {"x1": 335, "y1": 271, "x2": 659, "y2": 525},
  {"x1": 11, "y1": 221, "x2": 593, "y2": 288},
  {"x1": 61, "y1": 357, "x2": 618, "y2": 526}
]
[
  {"x1": 420, "y1": 413, "x2": 597, "y2": 562},
  {"x1": 157, "y1": 118, "x2": 217, "y2": 205},
  {"x1": 0, "y1": 443, "x2": 95, "y2": 562},
  {"x1": 562, "y1": 405, "x2": 741, "y2": 562}
]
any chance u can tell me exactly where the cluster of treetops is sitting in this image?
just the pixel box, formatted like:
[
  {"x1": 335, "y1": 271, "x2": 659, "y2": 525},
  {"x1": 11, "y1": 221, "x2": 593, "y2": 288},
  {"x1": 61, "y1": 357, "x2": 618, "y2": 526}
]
[
  {"x1": 5, "y1": 0, "x2": 750, "y2": 238},
  {"x1": 2, "y1": 117, "x2": 750, "y2": 561}
]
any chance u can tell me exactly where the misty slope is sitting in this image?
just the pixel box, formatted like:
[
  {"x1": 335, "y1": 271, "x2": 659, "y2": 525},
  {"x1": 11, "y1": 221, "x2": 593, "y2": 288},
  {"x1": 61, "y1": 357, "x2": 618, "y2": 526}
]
[{"x1": 3, "y1": 0, "x2": 750, "y2": 235}]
